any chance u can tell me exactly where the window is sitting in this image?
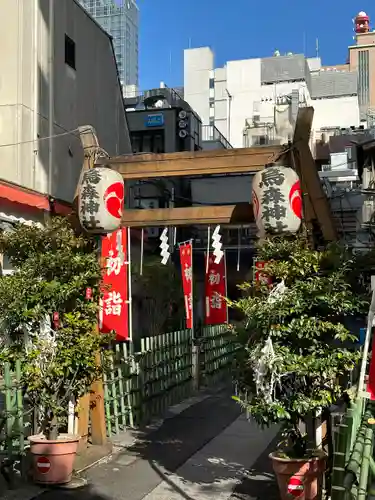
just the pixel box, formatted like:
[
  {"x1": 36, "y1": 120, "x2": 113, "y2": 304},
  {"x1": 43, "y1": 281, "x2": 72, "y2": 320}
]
[
  {"x1": 65, "y1": 35, "x2": 76, "y2": 70},
  {"x1": 358, "y1": 50, "x2": 370, "y2": 107},
  {"x1": 131, "y1": 131, "x2": 165, "y2": 154},
  {"x1": 209, "y1": 78, "x2": 215, "y2": 89}
]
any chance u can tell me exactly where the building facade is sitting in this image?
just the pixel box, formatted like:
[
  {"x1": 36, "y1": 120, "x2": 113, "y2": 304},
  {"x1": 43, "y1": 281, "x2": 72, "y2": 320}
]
[
  {"x1": 125, "y1": 88, "x2": 202, "y2": 154},
  {"x1": 184, "y1": 47, "x2": 360, "y2": 149},
  {"x1": 0, "y1": 0, "x2": 131, "y2": 204},
  {"x1": 78, "y1": 0, "x2": 139, "y2": 89},
  {"x1": 349, "y1": 12, "x2": 375, "y2": 122}
]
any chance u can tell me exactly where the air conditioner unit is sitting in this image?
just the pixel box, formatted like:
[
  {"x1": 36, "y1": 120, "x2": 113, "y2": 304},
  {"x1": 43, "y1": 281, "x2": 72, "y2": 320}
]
[
  {"x1": 363, "y1": 167, "x2": 375, "y2": 190},
  {"x1": 321, "y1": 164, "x2": 331, "y2": 172},
  {"x1": 362, "y1": 199, "x2": 375, "y2": 224}
]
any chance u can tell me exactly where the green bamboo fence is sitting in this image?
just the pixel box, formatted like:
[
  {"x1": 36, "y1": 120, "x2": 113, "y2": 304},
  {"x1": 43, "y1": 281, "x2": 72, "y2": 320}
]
[
  {"x1": 103, "y1": 325, "x2": 239, "y2": 438},
  {"x1": 200, "y1": 324, "x2": 238, "y2": 386},
  {"x1": 103, "y1": 329, "x2": 193, "y2": 436},
  {"x1": 0, "y1": 360, "x2": 25, "y2": 463},
  {"x1": 331, "y1": 398, "x2": 375, "y2": 499}
]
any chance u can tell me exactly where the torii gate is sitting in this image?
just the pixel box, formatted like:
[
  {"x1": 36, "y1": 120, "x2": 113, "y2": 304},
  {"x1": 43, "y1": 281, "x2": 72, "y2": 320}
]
[
  {"x1": 75, "y1": 106, "x2": 337, "y2": 449},
  {"x1": 77, "y1": 107, "x2": 336, "y2": 242}
]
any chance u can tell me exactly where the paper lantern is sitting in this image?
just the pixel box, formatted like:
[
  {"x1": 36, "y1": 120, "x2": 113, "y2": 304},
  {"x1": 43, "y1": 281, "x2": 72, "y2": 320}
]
[
  {"x1": 78, "y1": 167, "x2": 125, "y2": 234},
  {"x1": 252, "y1": 166, "x2": 302, "y2": 236}
]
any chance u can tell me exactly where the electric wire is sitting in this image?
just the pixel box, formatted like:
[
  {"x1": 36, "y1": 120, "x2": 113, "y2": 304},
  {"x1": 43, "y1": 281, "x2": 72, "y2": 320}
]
[{"x1": 0, "y1": 126, "x2": 94, "y2": 149}]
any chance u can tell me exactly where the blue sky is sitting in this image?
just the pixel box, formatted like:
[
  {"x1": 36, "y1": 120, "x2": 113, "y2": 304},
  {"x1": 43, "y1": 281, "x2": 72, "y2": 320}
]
[{"x1": 137, "y1": 0, "x2": 374, "y2": 91}]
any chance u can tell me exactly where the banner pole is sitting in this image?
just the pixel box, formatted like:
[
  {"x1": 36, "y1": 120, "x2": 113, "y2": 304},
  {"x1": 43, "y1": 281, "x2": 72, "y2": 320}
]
[
  {"x1": 224, "y1": 249, "x2": 228, "y2": 324},
  {"x1": 127, "y1": 227, "x2": 133, "y2": 342},
  {"x1": 190, "y1": 239, "x2": 200, "y2": 390},
  {"x1": 206, "y1": 227, "x2": 210, "y2": 274}
]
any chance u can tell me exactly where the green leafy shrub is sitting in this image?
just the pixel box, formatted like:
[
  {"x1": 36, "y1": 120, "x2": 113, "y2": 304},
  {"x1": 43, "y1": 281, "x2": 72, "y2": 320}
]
[
  {"x1": 0, "y1": 217, "x2": 111, "y2": 440},
  {"x1": 230, "y1": 236, "x2": 366, "y2": 458}
]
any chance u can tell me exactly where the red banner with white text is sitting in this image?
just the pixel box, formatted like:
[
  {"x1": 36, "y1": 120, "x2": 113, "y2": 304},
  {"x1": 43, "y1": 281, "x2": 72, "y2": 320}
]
[
  {"x1": 179, "y1": 242, "x2": 193, "y2": 329},
  {"x1": 100, "y1": 228, "x2": 129, "y2": 341},
  {"x1": 204, "y1": 253, "x2": 228, "y2": 325}
]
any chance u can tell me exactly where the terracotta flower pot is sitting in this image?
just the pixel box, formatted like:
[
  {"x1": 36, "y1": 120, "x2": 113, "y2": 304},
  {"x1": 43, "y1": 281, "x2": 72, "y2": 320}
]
[
  {"x1": 29, "y1": 433, "x2": 80, "y2": 485},
  {"x1": 270, "y1": 452, "x2": 326, "y2": 500}
]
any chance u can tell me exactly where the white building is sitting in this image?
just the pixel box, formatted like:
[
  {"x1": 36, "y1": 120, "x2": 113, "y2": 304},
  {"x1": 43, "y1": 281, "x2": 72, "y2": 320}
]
[
  {"x1": 0, "y1": 0, "x2": 131, "y2": 205},
  {"x1": 184, "y1": 47, "x2": 360, "y2": 149}
]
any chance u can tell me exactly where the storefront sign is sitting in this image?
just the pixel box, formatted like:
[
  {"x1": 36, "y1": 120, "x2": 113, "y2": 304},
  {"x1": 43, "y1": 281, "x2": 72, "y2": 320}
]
[
  {"x1": 146, "y1": 113, "x2": 164, "y2": 127},
  {"x1": 100, "y1": 228, "x2": 129, "y2": 341},
  {"x1": 179, "y1": 242, "x2": 193, "y2": 329},
  {"x1": 204, "y1": 253, "x2": 227, "y2": 325}
]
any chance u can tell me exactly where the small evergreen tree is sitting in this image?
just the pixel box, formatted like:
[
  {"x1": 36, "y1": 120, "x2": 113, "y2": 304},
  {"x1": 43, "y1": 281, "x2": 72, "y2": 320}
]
[
  {"x1": 0, "y1": 218, "x2": 111, "y2": 440},
  {"x1": 231, "y1": 236, "x2": 366, "y2": 458}
]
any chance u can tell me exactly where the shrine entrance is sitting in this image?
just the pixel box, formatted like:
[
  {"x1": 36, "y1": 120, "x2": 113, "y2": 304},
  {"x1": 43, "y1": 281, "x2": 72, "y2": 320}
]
[{"x1": 74, "y1": 106, "x2": 337, "y2": 445}]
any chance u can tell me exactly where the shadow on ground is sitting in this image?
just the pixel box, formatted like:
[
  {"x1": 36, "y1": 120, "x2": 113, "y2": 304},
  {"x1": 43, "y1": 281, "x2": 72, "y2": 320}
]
[
  {"x1": 120, "y1": 389, "x2": 279, "y2": 499},
  {"x1": 34, "y1": 389, "x2": 279, "y2": 500}
]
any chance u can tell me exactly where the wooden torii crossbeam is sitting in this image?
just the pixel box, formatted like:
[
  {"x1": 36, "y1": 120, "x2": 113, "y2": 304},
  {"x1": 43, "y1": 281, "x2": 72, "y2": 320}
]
[{"x1": 91, "y1": 107, "x2": 337, "y2": 241}]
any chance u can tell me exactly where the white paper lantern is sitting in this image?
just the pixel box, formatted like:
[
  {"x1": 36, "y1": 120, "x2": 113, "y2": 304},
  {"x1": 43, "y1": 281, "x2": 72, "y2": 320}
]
[
  {"x1": 252, "y1": 166, "x2": 302, "y2": 236},
  {"x1": 78, "y1": 167, "x2": 125, "y2": 234}
]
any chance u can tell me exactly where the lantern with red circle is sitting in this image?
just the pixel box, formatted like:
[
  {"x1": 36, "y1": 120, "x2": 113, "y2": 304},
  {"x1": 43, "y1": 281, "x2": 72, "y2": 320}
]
[
  {"x1": 252, "y1": 166, "x2": 302, "y2": 237},
  {"x1": 78, "y1": 167, "x2": 125, "y2": 234}
]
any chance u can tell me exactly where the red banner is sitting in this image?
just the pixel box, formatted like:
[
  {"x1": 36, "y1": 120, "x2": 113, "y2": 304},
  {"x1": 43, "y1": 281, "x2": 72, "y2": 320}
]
[
  {"x1": 254, "y1": 260, "x2": 272, "y2": 285},
  {"x1": 100, "y1": 228, "x2": 129, "y2": 341},
  {"x1": 179, "y1": 242, "x2": 193, "y2": 329},
  {"x1": 367, "y1": 327, "x2": 375, "y2": 399},
  {"x1": 204, "y1": 253, "x2": 228, "y2": 325}
]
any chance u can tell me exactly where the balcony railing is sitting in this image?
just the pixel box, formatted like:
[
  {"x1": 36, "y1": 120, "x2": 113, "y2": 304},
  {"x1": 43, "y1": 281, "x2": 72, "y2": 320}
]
[{"x1": 202, "y1": 125, "x2": 233, "y2": 149}]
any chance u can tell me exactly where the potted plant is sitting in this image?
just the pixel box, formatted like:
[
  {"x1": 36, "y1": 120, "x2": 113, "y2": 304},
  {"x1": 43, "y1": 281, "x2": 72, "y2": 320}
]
[
  {"x1": 0, "y1": 218, "x2": 111, "y2": 485},
  {"x1": 230, "y1": 236, "x2": 365, "y2": 500}
]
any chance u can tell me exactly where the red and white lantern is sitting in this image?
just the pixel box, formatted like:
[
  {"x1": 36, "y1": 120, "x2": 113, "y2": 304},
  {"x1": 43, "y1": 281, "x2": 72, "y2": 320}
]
[
  {"x1": 78, "y1": 167, "x2": 125, "y2": 234},
  {"x1": 252, "y1": 166, "x2": 302, "y2": 236}
]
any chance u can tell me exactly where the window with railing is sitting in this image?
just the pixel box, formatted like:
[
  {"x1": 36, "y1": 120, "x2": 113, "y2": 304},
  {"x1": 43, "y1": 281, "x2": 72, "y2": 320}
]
[{"x1": 202, "y1": 125, "x2": 232, "y2": 149}]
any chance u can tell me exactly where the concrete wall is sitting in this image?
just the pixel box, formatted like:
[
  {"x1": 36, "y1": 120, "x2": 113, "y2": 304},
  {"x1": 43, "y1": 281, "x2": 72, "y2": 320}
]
[
  {"x1": 0, "y1": 0, "x2": 131, "y2": 203},
  {"x1": 311, "y1": 96, "x2": 360, "y2": 131},
  {"x1": 191, "y1": 175, "x2": 252, "y2": 205},
  {"x1": 184, "y1": 47, "x2": 214, "y2": 125}
]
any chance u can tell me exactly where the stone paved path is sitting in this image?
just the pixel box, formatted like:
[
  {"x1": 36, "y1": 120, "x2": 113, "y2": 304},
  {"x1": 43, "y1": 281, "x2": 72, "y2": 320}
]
[{"x1": 35, "y1": 388, "x2": 279, "y2": 500}]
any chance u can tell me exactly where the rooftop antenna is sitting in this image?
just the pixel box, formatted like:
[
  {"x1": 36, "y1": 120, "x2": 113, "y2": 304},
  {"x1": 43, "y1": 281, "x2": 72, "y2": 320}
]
[
  {"x1": 316, "y1": 38, "x2": 319, "y2": 58},
  {"x1": 169, "y1": 50, "x2": 172, "y2": 79},
  {"x1": 303, "y1": 32, "x2": 306, "y2": 55},
  {"x1": 188, "y1": 37, "x2": 192, "y2": 48}
]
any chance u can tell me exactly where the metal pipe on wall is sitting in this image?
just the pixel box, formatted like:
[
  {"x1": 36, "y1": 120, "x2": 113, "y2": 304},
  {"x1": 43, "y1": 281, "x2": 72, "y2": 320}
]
[
  {"x1": 48, "y1": 0, "x2": 55, "y2": 195},
  {"x1": 226, "y1": 89, "x2": 232, "y2": 144},
  {"x1": 33, "y1": 0, "x2": 39, "y2": 190}
]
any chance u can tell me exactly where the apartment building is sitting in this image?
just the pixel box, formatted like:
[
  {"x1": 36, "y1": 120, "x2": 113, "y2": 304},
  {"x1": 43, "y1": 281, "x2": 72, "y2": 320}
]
[{"x1": 0, "y1": 0, "x2": 131, "y2": 211}]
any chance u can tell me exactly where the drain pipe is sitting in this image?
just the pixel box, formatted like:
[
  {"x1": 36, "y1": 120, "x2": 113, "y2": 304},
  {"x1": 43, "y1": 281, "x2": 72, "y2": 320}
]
[
  {"x1": 225, "y1": 88, "x2": 232, "y2": 143},
  {"x1": 48, "y1": 0, "x2": 54, "y2": 195},
  {"x1": 33, "y1": 0, "x2": 39, "y2": 190}
]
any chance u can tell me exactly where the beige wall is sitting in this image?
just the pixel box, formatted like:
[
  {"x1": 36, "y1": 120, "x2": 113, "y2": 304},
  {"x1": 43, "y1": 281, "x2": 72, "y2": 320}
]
[
  {"x1": 349, "y1": 34, "x2": 375, "y2": 112},
  {"x1": 0, "y1": 0, "x2": 131, "y2": 203}
]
